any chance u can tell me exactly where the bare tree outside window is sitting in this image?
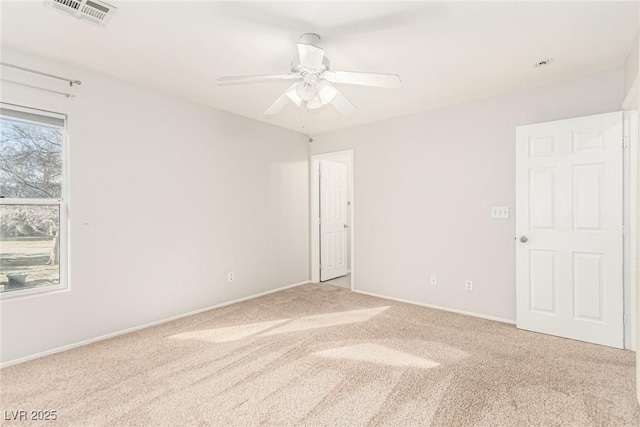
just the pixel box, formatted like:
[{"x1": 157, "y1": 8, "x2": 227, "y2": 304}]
[
  {"x1": 0, "y1": 118, "x2": 62, "y2": 198},
  {"x1": 0, "y1": 114, "x2": 64, "y2": 293}
]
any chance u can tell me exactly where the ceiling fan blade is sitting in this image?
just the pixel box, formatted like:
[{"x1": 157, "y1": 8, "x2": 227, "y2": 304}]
[
  {"x1": 265, "y1": 83, "x2": 300, "y2": 115},
  {"x1": 218, "y1": 74, "x2": 300, "y2": 85},
  {"x1": 324, "y1": 71, "x2": 401, "y2": 89},
  {"x1": 297, "y1": 43, "x2": 325, "y2": 69},
  {"x1": 331, "y1": 89, "x2": 357, "y2": 115}
]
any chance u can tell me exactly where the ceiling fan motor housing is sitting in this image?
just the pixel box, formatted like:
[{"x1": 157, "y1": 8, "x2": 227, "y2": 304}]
[
  {"x1": 291, "y1": 55, "x2": 330, "y2": 74},
  {"x1": 299, "y1": 33, "x2": 321, "y2": 46}
]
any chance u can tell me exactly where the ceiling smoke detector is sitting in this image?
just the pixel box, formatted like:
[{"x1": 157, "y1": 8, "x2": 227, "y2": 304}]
[
  {"x1": 534, "y1": 58, "x2": 554, "y2": 68},
  {"x1": 44, "y1": 0, "x2": 116, "y2": 27}
]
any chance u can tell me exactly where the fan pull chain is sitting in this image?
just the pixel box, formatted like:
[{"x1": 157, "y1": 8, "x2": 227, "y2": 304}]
[{"x1": 307, "y1": 105, "x2": 314, "y2": 143}]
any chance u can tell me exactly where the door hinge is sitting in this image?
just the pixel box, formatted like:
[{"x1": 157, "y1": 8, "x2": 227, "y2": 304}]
[
  {"x1": 319, "y1": 218, "x2": 322, "y2": 225},
  {"x1": 623, "y1": 225, "x2": 629, "y2": 237},
  {"x1": 319, "y1": 264, "x2": 323, "y2": 270},
  {"x1": 623, "y1": 136, "x2": 630, "y2": 149}
]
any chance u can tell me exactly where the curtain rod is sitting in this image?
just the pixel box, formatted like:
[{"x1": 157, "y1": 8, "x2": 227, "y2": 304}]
[
  {"x1": 1, "y1": 79, "x2": 75, "y2": 98},
  {"x1": 0, "y1": 62, "x2": 81, "y2": 87}
]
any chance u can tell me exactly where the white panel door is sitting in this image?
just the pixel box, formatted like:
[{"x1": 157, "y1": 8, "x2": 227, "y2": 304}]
[
  {"x1": 320, "y1": 160, "x2": 348, "y2": 281},
  {"x1": 516, "y1": 111, "x2": 624, "y2": 348}
]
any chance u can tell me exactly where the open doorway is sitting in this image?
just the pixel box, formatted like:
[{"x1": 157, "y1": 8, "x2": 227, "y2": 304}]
[{"x1": 311, "y1": 150, "x2": 354, "y2": 291}]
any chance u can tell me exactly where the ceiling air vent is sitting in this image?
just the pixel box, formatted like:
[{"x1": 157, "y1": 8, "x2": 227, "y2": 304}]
[{"x1": 44, "y1": 0, "x2": 116, "y2": 27}]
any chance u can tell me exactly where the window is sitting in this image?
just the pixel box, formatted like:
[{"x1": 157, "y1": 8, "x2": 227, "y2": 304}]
[{"x1": 0, "y1": 104, "x2": 67, "y2": 298}]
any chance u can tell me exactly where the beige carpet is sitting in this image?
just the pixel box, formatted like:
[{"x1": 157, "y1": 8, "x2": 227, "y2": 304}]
[{"x1": 1, "y1": 283, "x2": 638, "y2": 426}]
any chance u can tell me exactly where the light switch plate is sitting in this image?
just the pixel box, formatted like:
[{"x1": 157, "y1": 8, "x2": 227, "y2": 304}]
[{"x1": 491, "y1": 207, "x2": 510, "y2": 219}]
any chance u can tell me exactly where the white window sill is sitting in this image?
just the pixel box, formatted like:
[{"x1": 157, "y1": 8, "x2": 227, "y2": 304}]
[{"x1": 0, "y1": 283, "x2": 67, "y2": 300}]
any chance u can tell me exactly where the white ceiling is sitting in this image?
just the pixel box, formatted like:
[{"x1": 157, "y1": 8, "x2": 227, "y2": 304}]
[{"x1": 1, "y1": 1, "x2": 638, "y2": 134}]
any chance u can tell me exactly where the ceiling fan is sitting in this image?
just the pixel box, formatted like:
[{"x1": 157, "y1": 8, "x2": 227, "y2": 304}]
[{"x1": 218, "y1": 33, "x2": 401, "y2": 116}]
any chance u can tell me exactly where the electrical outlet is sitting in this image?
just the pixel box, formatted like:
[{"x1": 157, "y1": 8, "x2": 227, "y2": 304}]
[
  {"x1": 465, "y1": 280, "x2": 473, "y2": 291},
  {"x1": 430, "y1": 275, "x2": 438, "y2": 286},
  {"x1": 491, "y1": 207, "x2": 510, "y2": 219},
  {"x1": 227, "y1": 272, "x2": 234, "y2": 282}
]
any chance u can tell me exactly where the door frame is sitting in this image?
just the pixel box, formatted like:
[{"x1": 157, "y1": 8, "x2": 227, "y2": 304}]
[
  {"x1": 310, "y1": 150, "x2": 354, "y2": 291},
  {"x1": 622, "y1": 106, "x2": 638, "y2": 350}
]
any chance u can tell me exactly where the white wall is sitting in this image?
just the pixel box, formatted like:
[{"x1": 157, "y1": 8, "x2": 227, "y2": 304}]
[
  {"x1": 311, "y1": 69, "x2": 623, "y2": 322},
  {"x1": 0, "y1": 47, "x2": 310, "y2": 364},
  {"x1": 624, "y1": 31, "x2": 639, "y2": 99}
]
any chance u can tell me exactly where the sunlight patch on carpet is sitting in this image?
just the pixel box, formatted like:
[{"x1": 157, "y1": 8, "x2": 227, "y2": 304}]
[
  {"x1": 313, "y1": 343, "x2": 440, "y2": 369},
  {"x1": 260, "y1": 306, "x2": 391, "y2": 336},
  {"x1": 168, "y1": 306, "x2": 391, "y2": 344},
  {"x1": 168, "y1": 318, "x2": 290, "y2": 343}
]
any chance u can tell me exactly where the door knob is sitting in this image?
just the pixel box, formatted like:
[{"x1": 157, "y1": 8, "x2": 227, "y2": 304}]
[{"x1": 519, "y1": 236, "x2": 528, "y2": 243}]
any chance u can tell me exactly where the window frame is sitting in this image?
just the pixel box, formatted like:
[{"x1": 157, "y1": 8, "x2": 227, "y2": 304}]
[{"x1": 0, "y1": 102, "x2": 68, "y2": 299}]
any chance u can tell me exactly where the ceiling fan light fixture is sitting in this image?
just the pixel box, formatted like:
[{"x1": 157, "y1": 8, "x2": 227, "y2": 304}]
[
  {"x1": 307, "y1": 95, "x2": 323, "y2": 110},
  {"x1": 317, "y1": 82, "x2": 338, "y2": 105},
  {"x1": 296, "y1": 81, "x2": 317, "y2": 101}
]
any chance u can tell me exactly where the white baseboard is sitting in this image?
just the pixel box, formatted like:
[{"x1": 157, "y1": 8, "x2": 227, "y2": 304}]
[
  {"x1": 354, "y1": 290, "x2": 516, "y2": 325},
  {"x1": 1, "y1": 280, "x2": 310, "y2": 369}
]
